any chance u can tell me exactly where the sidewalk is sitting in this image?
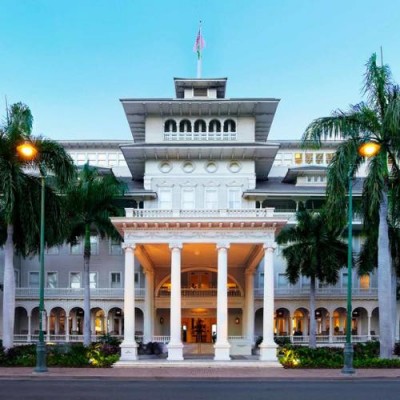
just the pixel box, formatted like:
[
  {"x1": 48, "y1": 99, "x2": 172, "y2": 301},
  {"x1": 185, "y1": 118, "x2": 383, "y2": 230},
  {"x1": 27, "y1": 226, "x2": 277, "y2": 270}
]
[{"x1": 0, "y1": 362, "x2": 399, "y2": 380}]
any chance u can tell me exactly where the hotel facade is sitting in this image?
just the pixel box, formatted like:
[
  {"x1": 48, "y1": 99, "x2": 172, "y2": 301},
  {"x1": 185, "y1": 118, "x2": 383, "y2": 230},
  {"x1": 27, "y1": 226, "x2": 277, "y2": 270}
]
[{"x1": 1, "y1": 76, "x2": 399, "y2": 362}]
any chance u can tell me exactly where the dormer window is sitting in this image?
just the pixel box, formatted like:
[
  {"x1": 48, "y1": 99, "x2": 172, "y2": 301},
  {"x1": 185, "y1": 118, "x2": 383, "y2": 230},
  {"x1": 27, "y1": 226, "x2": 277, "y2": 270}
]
[
  {"x1": 193, "y1": 87, "x2": 208, "y2": 97},
  {"x1": 209, "y1": 119, "x2": 221, "y2": 132},
  {"x1": 179, "y1": 119, "x2": 192, "y2": 132},
  {"x1": 164, "y1": 119, "x2": 177, "y2": 132},
  {"x1": 224, "y1": 119, "x2": 236, "y2": 132},
  {"x1": 194, "y1": 119, "x2": 206, "y2": 132}
]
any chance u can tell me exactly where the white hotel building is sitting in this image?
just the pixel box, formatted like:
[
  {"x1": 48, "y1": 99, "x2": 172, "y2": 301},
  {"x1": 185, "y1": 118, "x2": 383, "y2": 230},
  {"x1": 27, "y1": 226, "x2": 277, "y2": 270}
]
[{"x1": 1, "y1": 76, "x2": 399, "y2": 362}]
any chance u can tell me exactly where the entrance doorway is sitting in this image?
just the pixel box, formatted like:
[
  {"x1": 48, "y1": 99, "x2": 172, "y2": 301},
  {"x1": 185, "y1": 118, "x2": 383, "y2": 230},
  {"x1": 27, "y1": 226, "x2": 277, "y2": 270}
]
[{"x1": 182, "y1": 317, "x2": 216, "y2": 343}]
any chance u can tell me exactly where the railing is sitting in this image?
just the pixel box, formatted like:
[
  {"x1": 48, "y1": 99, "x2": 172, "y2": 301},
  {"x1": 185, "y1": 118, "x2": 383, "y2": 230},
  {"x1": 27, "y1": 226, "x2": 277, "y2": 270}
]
[
  {"x1": 151, "y1": 336, "x2": 170, "y2": 343},
  {"x1": 15, "y1": 288, "x2": 145, "y2": 299},
  {"x1": 276, "y1": 335, "x2": 379, "y2": 344},
  {"x1": 254, "y1": 287, "x2": 378, "y2": 298},
  {"x1": 227, "y1": 336, "x2": 247, "y2": 341},
  {"x1": 125, "y1": 208, "x2": 275, "y2": 219},
  {"x1": 158, "y1": 288, "x2": 242, "y2": 298}
]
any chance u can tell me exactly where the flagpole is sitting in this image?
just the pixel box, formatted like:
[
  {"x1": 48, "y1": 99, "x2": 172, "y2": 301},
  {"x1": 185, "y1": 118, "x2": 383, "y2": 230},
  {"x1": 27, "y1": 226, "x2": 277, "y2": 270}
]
[{"x1": 197, "y1": 23, "x2": 202, "y2": 78}]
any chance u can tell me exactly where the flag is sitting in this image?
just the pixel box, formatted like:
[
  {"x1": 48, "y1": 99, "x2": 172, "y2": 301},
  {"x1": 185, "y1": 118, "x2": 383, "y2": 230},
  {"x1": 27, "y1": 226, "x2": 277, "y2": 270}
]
[{"x1": 193, "y1": 28, "x2": 205, "y2": 60}]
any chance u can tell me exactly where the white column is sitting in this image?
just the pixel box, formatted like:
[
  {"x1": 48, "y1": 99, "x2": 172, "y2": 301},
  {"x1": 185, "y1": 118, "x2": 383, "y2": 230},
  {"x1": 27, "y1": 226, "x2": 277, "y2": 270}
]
[
  {"x1": 214, "y1": 242, "x2": 231, "y2": 360},
  {"x1": 66, "y1": 314, "x2": 70, "y2": 342},
  {"x1": 367, "y1": 312, "x2": 372, "y2": 340},
  {"x1": 244, "y1": 270, "x2": 255, "y2": 343},
  {"x1": 259, "y1": 243, "x2": 278, "y2": 361},
  {"x1": 46, "y1": 312, "x2": 51, "y2": 342},
  {"x1": 329, "y1": 315, "x2": 334, "y2": 343},
  {"x1": 143, "y1": 269, "x2": 154, "y2": 343},
  {"x1": 119, "y1": 243, "x2": 138, "y2": 362},
  {"x1": 27, "y1": 314, "x2": 32, "y2": 343},
  {"x1": 167, "y1": 242, "x2": 184, "y2": 360}
]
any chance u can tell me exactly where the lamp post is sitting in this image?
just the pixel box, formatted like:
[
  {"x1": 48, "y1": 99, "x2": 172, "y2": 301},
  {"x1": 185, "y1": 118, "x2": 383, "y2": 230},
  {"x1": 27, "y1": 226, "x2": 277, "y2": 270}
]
[
  {"x1": 17, "y1": 142, "x2": 47, "y2": 373},
  {"x1": 342, "y1": 166, "x2": 355, "y2": 374},
  {"x1": 342, "y1": 141, "x2": 381, "y2": 375}
]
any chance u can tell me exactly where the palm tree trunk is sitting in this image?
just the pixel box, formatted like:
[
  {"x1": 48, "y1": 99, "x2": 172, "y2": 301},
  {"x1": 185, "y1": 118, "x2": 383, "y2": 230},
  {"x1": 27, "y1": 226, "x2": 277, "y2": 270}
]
[
  {"x1": 2, "y1": 225, "x2": 16, "y2": 349},
  {"x1": 378, "y1": 190, "x2": 394, "y2": 358},
  {"x1": 83, "y1": 225, "x2": 91, "y2": 347},
  {"x1": 309, "y1": 276, "x2": 317, "y2": 349}
]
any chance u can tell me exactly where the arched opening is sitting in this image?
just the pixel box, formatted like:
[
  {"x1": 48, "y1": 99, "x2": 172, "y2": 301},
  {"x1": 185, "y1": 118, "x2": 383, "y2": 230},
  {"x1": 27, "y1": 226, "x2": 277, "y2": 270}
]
[
  {"x1": 49, "y1": 306, "x2": 66, "y2": 335},
  {"x1": 371, "y1": 307, "x2": 379, "y2": 337},
  {"x1": 209, "y1": 119, "x2": 221, "y2": 133},
  {"x1": 352, "y1": 307, "x2": 368, "y2": 336},
  {"x1": 293, "y1": 307, "x2": 309, "y2": 336},
  {"x1": 179, "y1": 119, "x2": 192, "y2": 132},
  {"x1": 69, "y1": 307, "x2": 84, "y2": 335},
  {"x1": 194, "y1": 119, "x2": 206, "y2": 133},
  {"x1": 164, "y1": 119, "x2": 177, "y2": 132},
  {"x1": 315, "y1": 307, "x2": 329, "y2": 335},
  {"x1": 108, "y1": 307, "x2": 124, "y2": 336},
  {"x1": 223, "y1": 119, "x2": 236, "y2": 132},
  {"x1": 275, "y1": 307, "x2": 290, "y2": 336},
  {"x1": 333, "y1": 307, "x2": 346, "y2": 336},
  {"x1": 14, "y1": 307, "x2": 29, "y2": 335},
  {"x1": 92, "y1": 307, "x2": 106, "y2": 336}
]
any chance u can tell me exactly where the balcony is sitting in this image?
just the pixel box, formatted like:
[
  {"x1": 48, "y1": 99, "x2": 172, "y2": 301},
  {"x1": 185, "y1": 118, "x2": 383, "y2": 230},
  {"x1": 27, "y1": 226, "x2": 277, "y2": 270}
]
[
  {"x1": 254, "y1": 287, "x2": 378, "y2": 299},
  {"x1": 125, "y1": 208, "x2": 275, "y2": 219},
  {"x1": 15, "y1": 288, "x2": 145, "y2": 300}
]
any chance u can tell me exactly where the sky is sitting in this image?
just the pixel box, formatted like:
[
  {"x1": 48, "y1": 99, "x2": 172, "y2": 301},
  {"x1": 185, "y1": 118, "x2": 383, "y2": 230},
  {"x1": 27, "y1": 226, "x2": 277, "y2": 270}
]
[{"x1": 1, "y1": 0, "x2": 400, "y2": 142}]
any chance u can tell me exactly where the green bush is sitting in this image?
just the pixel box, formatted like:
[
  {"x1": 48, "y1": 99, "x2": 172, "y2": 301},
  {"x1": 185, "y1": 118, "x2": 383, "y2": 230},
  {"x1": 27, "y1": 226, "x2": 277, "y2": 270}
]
[{"x1": 279, "y1": 341, "x2": 399, "y2": 369}]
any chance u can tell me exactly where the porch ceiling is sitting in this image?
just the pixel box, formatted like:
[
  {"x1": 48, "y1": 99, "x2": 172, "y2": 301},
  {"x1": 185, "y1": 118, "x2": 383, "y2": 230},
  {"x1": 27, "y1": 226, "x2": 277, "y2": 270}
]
[{"x1": 137, "y1": 243, "x2": 261, "y2": 270}]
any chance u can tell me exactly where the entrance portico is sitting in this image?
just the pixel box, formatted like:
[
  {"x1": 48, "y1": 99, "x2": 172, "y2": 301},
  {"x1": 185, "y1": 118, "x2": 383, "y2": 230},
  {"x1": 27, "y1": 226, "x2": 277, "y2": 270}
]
[{"x1": 112, "y1": 209, "x2": 286, "y2": 363}]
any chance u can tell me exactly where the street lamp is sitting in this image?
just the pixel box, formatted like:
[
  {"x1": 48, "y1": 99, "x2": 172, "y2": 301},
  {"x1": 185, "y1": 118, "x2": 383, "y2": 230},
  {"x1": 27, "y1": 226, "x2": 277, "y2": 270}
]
[
  {"x1": 342, "y1": 140, "x2": 381, "y2": 375},
  {"x1": 17, "y1": 142, "x2": 47, "y2": 373}
]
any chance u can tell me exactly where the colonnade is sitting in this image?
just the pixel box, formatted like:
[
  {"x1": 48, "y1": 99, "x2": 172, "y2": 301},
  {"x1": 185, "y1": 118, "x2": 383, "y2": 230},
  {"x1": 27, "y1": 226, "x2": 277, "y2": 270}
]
[{"x1": 119, "y1": 241, "x2": 277, "y2": 362}]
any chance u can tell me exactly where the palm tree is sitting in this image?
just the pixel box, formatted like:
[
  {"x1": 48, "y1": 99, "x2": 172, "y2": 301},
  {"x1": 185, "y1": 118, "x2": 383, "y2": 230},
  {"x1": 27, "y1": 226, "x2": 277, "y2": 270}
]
[
  {"x1": 64, "y1": 163, "x2": 124, "y2": 346},
  {"x1": 302, "y1": 53, "x2": 400, "y2": 358},
  {"x1": 276, "y1": 207, "x2": 348, "y2": 348},
  {"x1": 0, "y1": 103, "x2": 75, "y2": 349}
]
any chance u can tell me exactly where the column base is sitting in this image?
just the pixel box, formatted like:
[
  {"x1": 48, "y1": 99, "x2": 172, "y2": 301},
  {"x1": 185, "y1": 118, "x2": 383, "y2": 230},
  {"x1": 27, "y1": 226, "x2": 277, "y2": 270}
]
[
  {"x1": 119, "y1": 341, "x2": 138, "y2": 361},
  {"x1": 167, "y1": 342, "x2": 184, "y2": 361},
  {"x1": 259, "y1": 341, "x2": 278, "y2": 361},
  {"x1": 214, "y1": 342, "x2": 231, "y2": 361}
]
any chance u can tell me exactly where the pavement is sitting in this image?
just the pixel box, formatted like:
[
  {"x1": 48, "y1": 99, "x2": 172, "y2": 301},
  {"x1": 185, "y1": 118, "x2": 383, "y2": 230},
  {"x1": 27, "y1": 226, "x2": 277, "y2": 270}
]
[{"x1": 0, "y1": 360, "x2": 399, "y2": 380}]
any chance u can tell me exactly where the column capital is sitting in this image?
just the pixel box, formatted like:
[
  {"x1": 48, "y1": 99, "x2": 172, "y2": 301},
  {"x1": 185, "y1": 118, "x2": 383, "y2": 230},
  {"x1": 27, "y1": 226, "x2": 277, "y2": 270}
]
[
  {"x1": 216, "y1": 241, "x2": 230, "y2": 250},
  {"x1": 122, "y1": 243, "x2": 136, "y2": 252},
  {"x1": 263, "y1": 242, "x2": 277, "y2": 252},
  {"x1": 169, "y1": 242, "x2": 183, "y2": 250}
]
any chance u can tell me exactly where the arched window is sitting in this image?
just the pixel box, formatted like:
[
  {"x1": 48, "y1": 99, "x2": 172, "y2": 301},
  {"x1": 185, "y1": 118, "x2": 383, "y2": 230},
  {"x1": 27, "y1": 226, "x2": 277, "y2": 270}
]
[
  {"x1": 209, "y1": 119, "x2": 221, "y2": 133},
  {"x1": 179, "y1": 119, "x2": 192, "y2": 132},
  {"x1": 164, "y1": 119, "x2": 177, "y2": 132},
  {"x1": 223, "y1": 119, "x2": 236, "y2": 132},
  {"x1": 194, "y1": 119, "x2": 207, "y2": 132}
]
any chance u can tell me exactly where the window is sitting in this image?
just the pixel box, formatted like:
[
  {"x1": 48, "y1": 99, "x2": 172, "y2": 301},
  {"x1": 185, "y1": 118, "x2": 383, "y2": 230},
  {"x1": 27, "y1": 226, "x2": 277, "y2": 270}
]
[
  {"x1": 29, "y1": 272, "x2": 39, "y2": 288},
  {"x1": 108, "y1": 153, "x2": 118, "y2": 167},
  {"x1": 110, "y1": 239, "x2": 122, "y2": 255},
  {"x1": 164, "y1": 119, "x2": 177, "y2": 132},
  {"x1": 205, "y1": 188, "x2": 218, "y2": 209},
  {"x1": 194, "y1": 119, "x2": 206, "y2": 132},
  {"x1": 227, "y1": 188, "x2": 241, "y2": 209},
  {"x1": 181, "y1": 188, "x2": 196, "y2": 209},
  {"x1": 209, "y1": 119, "x2": 221, "y2": 133},
  {"x1": 90, "y1": 272, "x2": 97, "y2": 289},
  {"x1": 77, "y1": 153, "x2": 86, "y2": 165},
  {"x1": 159, "y1": 188, "x2": 173, "y2": 209},
  {"x1": 342, "y1": 272, "x2": 348, "y2": 288},
  {"x1": 87, "y1": 153, "x2": 96, "y2": 164},
  {"x1": 70, "y1": 272, "x2": 81, "y2": 288},
  {"x1": 90, "y1": 236, "x2": 99, "y2": 255},
  {"x1": 315, "y1": 153, "x2": 324, "y2": 164},
  {"x1": 360, "y1": 274, "x2": 370, "y2": 289},
  {"x1": 111, "y1": 272, "x2": 122, "y2": 288},
  {"x1": 305, "y1": 153, "x2": 313, "y2": 164},
  {"x1": 46, "y1": 246, "x2": 59, "y2": 255},
  {"x1": 193, "y1": 87, "x2": 208, "y2": 97},
  {"x1": 179, "y1": 119, "x2": 192, "y2": 132},
  {"x1": 325, "y1": 153, "x2": 334, "y2": 164},
  {"x1": 14, "y1": 270, "x2": 19, "y2": 287},
  {"x1": 47, "y1": 272, "x2": 58, "y2": 288},
  {"x1": 277, "y1": 273, "x2": 288, "y2": 287},
  {"x1": 301, "y1": 276, "x2": 310, "y2": 288},
  {"x1": 70, "y1": 240, "x2": 82, "y2": 255},
  {"x1": 223, "y1": 119, "x2": 236, "y2": 132},
  {"x1": 294, "y1": 153, "x2": 303, "y2": 165},
  {"x1": 98, "y1": 153, "x2": 107, "y2": 166}
]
